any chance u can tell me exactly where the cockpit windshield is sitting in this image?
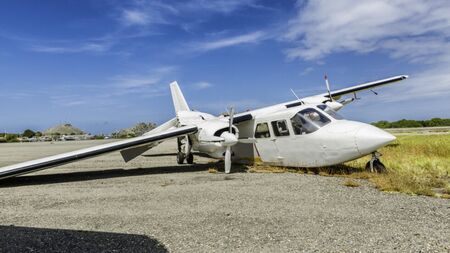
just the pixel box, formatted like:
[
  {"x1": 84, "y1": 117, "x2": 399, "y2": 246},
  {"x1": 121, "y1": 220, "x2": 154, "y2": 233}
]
[
  {"x1": 317, "y1": 104, "x2": 344, "y2": 120},
  {"x1": 290, "y1": 108, "x2": 331, "y2": 135}
]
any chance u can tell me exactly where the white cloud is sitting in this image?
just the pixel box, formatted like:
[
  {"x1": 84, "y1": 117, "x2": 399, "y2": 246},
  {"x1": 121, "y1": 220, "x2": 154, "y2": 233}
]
[
  {"x1": 192, "y1": 81, "x2": 212, "y2": 89},
  {"x1": 121, "y1": 10, "x2": 151, "y2": 26},
  {"x1": 284, "y1": 0, "x2": 450, "y2": 101},
  {"x1": 119, "y1": 8, "x2": 168, "y2": 26},
  {"x1": 300, "y1": 67, "x2": 314, "y2": 76},
  {"x1": 30, "y1": 42, "x2": 111, "y2": 54},
  {"x1": 181, "y1": 0, "x2": 258, "y2": 13},
  {"x1": 193, "y1": 31, "x2": 266, "y2": 51},
  {"x1": 117, "y1": 0, "x2": 258, "y2": 27},
  {"x1": 379, "y1": 66, "x2": 450, "y2": 102},
  {"x1": 284, "y1": 0, "x2": 450, "y2": 60},
  {"x1": 113, "y1": 66, "x2": 177, "y2": 89}
]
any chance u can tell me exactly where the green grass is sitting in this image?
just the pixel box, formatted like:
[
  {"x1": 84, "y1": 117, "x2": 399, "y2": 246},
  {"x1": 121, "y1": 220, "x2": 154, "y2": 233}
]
[{"x1": 247, "y1": 134, "x2": 450, "y2": 198}]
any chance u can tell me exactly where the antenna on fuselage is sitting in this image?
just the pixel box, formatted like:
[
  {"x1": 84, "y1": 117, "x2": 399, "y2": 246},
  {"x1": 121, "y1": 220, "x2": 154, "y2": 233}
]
[{"x1": 290, "y1": 88, "x2": 301, "y2": 101}]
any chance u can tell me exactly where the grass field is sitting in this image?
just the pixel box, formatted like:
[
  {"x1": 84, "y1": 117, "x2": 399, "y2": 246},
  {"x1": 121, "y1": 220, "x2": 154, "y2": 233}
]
[{"x1": 246, "y1": 134, "x2": 450, "y2": 198}]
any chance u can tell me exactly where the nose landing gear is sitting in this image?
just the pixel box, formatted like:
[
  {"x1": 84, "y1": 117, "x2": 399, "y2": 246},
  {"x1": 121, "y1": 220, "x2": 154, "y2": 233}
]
[
  {"x1": 177, "y1": 136, "x2": 194, "y2": 164},
  {"x1": 365, "y1": 151, "x2": 386, "y2": 173}
]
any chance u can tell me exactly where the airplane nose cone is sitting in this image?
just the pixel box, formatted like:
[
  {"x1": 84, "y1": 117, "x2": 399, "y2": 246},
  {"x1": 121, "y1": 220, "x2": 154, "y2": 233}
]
[{"x1": 355, "y1": 125, "x2": 396, "y2": 155}]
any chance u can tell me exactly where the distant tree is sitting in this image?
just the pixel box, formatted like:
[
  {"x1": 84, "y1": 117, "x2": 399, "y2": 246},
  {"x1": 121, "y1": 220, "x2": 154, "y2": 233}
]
[
  {"x1": 5, "y1": 134, "x2": 19, "y2": 142},
  {"x1": 372, "y1": 120, "x2": 391, "y2": 128},
  {"x1": 22, "y1": 129, "x2": 35, "y2": 138},
  {"x1": 372, "y1": 118, "x2": 450, "y2": 128},
  {"x1": 391, "y1": 119, "x2": 422, "y2": 128},
  {"x1": 35, "y1": 131, "x2": 43, "y2": 137}
]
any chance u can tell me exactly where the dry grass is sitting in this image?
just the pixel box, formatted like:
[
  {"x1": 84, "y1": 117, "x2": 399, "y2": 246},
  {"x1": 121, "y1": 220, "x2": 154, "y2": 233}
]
[
  {"x1": 208, "y1": 168, "x2": 218, "y2": 173},
  {"x1": 342, "y1": 179, "x2": 360, "y2": 187},
  {"x1": 248, "y1": 165, "x2": 290, "y2": 173},
  {"x1": 247, "y1": 134, "x2": 450, "y2": 198},
  {"x1": 345, "y1": 134, "x2": 450, "y2": 197}
]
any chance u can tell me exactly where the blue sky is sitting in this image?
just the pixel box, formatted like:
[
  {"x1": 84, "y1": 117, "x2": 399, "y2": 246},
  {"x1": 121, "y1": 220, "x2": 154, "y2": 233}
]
[{"x1": 1, "y1": 0, "x2": 449, "y2": 134}]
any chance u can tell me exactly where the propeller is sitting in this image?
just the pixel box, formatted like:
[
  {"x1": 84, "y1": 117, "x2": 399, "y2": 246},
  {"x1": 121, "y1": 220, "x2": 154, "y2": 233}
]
[
  {"x1": 221, "y1": 107, "x2": 237, "y2": 174},
  {"x1": 323, "y1": 74, "x2": 347, "y2": 111},
  {"x1": 228, "y1": 107, "x2": 234, "y2": 134},
  {"x1": 324, "y1": 74, "x2": 333, "y2": 102}
]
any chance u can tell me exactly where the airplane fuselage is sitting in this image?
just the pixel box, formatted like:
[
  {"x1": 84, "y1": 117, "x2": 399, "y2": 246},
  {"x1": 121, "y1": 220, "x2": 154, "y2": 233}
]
[{"x1": 192, "y1": 103, "x2": 395, "y2": 167}]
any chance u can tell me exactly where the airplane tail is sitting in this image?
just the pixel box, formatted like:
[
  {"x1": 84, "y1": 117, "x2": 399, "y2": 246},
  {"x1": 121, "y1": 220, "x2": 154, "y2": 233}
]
[{"x1": 169, "y1": 81, "x2": 190, "y2": 113}]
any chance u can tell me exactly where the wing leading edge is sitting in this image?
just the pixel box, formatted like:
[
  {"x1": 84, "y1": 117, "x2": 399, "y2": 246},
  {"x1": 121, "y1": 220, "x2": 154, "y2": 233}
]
[
  {"x1": 0, "y1": 125, "x2": 197, "y2": 180},
  {"x1": 324, "y1": 75, "x2": 408, "y2": 99}
]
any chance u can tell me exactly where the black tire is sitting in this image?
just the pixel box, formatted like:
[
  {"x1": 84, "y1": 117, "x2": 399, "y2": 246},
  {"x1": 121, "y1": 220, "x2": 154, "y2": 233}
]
[
  {"x1": 177, "y1": 152, "x2": 185, "y2": 164},
  {"x1": 365, "y1": 160, "x2": 386, "y2": 173},
  {"x1": 186, "y1": 153, "x2": 194, "y2": 164}
]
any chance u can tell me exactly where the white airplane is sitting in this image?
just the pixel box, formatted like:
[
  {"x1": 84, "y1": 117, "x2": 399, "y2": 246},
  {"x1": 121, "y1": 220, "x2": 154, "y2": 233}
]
[{"x1": 0, "y1": 75, "x2": 408, "y2": 180}]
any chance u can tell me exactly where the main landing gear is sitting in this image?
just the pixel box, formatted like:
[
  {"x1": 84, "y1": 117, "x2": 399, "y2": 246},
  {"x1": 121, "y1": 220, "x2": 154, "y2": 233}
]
[
  {"x1": 177, "y1": 136, "x2": 194, "y2": 165},
  {"x1": 365, "y1": 151, "x2": 386, "y2": 173}
]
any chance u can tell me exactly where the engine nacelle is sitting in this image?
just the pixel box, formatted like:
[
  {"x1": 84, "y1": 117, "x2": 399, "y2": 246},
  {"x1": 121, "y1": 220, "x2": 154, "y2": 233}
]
[
  {"x1": 325, "y1": 101, "x2": 344, "y2": 111},
  {"x1": 194, "y1": 119, "x2": 239, "y2": 158}
]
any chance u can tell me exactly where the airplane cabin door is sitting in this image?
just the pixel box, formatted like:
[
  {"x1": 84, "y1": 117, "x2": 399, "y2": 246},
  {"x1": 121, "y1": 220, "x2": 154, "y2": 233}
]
[{"x1": 253, "y1": 122, "x2": 280, "y2": 163}]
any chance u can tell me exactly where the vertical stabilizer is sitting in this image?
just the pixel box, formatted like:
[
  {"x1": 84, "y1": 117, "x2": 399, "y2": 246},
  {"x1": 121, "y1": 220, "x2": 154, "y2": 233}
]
[{"x1": 170, "y1": 81, "x2": 190, "y2": 113}]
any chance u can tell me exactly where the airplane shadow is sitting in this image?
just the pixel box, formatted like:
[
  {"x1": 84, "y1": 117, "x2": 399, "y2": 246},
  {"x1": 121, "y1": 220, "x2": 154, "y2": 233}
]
[
  {"x1": 0, "y1": 163, "x2": 218, "y2": 188},
  {"x1": 0, "y1": 225, "x2": 168, "y2": 253},
  {"x1": 321, "y1": 164, "x2": 365, "y2": 174},
  {"x1": 142, "y1": 152, "x2": 212, "y2": 158}
]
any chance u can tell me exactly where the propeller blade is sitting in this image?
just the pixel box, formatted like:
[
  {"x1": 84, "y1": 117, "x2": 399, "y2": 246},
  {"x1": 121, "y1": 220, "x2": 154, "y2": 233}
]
[
  {"x1": 224, "y1": 146, "x2": 231, "y2": 174},
  {"x1": 224, "y1": 106, "x2": 236, "y2": 174},
  {"x1": 324, "y1": 74, "x2": 333, "y2": 101},
  {"x1": 228, "y1": 106, "x2": 234, "y2": 133}
]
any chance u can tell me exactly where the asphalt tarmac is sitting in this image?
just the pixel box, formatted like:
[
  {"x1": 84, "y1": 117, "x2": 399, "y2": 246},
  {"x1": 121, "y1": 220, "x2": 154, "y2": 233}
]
[{"x1": 0, "y1": 140, "x2": 449, "y2": 252}]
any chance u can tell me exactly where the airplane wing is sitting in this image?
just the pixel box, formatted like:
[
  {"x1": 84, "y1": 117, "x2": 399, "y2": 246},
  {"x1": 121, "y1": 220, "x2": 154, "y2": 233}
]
[
  {"x1": 0, "y1": 125, "x2": 197, "y2": 180},
  {"x1": 322, "y1": 75, "x2": 408, "y2": 100},
  {"x1": 229, "y1": 75, "x2": 408, "y2": 124}
]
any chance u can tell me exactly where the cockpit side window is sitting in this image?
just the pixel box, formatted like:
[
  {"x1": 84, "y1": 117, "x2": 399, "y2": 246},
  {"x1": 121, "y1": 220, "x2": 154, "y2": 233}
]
[
  {"x1": 317, "y1": 105, "x2": 344, "y2": 120},
  {"x1": 255, "y1": 123, "x2": 271, "y2": 138},
  {"x1": 300, "y1": 108, "x2": 331, "y2": 127},
  {"x1": 271, "y1": 120, "x2": 290, "y2": 137},
  {"x1": 290, "y1": 108, "x2": 331, "y2": 135},
  {"x1": 291, "y1": 113, "x2": 318, "y2": 135}
]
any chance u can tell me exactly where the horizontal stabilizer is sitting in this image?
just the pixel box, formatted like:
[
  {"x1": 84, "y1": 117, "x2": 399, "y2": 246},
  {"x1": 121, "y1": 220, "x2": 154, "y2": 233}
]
[
  {"x1": 120, "y1": 144, "x2": 154, "y2": 162},
  {"x1": 119, "y1": 118, "x2": 178, "y2": 163}
]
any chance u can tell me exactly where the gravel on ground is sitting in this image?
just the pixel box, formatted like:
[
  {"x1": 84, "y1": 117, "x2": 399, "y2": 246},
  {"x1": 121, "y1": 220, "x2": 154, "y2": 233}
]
[{"x1": 0, "y1": 140, "x2": 449, "y2": 252}]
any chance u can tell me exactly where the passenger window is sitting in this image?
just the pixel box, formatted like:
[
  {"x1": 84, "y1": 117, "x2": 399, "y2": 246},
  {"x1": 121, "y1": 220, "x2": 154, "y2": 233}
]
[
  {"x1": 255, "y1": 123, "x2": 271, "y2": 138},
  {"x1": 271, "y1": 120, "x2": 290, "y2": 137}
]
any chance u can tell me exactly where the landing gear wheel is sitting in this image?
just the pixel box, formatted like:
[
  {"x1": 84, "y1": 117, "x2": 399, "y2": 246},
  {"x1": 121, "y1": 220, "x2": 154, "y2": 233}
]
[
  {"x1": 186, "y1": 153, "x2": 194, "y2": 164},
  {"x1": 177, "y1": 152, "x2": 185, "y2": 164},
  {"x1": 365, "y1": 160, "x2": 386, "y2": 173},
  {"x1": 365, "y1": 151, "x2": 387, "y2": 173}
]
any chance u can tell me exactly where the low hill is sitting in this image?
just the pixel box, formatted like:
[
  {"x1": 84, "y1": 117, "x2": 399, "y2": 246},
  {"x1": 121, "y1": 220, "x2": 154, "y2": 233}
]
[
  {"x1": 43, "y1": 124, "x2": 85, "y2": 136},
  {"x1": 112, "y1": 122, "x2": 157, "y2": 138}
]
